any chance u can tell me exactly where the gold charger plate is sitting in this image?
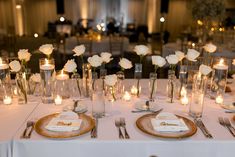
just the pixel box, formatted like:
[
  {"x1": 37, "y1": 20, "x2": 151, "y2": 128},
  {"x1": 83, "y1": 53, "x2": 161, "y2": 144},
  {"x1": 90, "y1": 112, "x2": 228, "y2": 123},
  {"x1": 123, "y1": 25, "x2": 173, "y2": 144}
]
[
  {"x1": 35, "y1": 113, "x2": 95, "y2": 139},
  {"x1": 136, "y1": 113, "x2": 197, "y2": 139}
]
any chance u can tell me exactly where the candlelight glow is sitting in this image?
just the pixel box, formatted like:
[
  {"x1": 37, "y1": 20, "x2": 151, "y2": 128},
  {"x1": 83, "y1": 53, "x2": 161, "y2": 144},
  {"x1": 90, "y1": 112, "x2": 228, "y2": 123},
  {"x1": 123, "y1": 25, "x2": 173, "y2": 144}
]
[
  {"x1": 218, "y1": 58, "x2": 224, "y2": 65},
  {"x1": 216, "y1": 95, "x2": 223, "y2": 104},
  {"x1": 123, "y1": 91, "x2": 131, "y2": 101},
  {"x1": 180, "y1": 86, "x2": 187, "y2": 97},
  {"x1": 54, "y1": 95, "x2": 62, "y2": 105}
]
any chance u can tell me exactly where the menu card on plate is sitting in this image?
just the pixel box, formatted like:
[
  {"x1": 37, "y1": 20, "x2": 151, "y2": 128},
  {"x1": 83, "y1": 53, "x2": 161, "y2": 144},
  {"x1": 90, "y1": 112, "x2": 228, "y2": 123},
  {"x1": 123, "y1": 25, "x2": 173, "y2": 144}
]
[
  {"x1": 45, "y1": 111, "x2": 82, "y2": 132},
  {"x1": 151, "y1": 112, "x2": 189, "y2": 132}
]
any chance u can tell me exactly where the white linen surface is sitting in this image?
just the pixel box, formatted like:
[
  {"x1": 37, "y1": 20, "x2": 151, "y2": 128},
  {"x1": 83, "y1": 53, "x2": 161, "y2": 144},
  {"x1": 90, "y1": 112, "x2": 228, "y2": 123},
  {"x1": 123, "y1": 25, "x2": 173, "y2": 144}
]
[
  {"x1": 8, "y1": 80, "x2": 235, "y2": 157},
  {"x1": 0, "y1": 101, "x2": 38, "y2": 157}
]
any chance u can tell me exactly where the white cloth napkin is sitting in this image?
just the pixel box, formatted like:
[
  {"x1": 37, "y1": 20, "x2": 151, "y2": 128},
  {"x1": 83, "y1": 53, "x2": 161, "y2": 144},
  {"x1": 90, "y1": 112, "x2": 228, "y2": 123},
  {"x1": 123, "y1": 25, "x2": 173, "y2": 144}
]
[
  {"x1": 45, "y1": 111, "x2": 82, "y2": 132},
  {"x1": 151, "y1": 112, "x2": 189, "y2": 132}
]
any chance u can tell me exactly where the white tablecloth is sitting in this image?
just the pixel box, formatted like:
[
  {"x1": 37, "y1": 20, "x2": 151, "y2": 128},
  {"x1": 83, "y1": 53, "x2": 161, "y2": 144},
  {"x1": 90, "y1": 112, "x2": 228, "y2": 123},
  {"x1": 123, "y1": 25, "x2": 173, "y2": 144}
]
[
  {"x1": 11, "y1": 79, "x2": 235, "y2": 157},
  {"x1": 0, "y1": 101, "x2": 38, "y2": 157}
]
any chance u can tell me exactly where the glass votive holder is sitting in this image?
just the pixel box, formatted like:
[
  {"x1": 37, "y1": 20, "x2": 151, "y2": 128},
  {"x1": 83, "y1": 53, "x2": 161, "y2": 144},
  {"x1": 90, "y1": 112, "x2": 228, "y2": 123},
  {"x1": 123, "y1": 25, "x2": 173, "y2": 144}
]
[
  {"x1": 3, "y1": 95, "x2": 12, "y2": 105},
  {"x1": 54, "y1": 95, "x2": 62, "y2": 105},
  {"x1": 39, "y1": 58, "x2": 55, "y2": 104},
  {"x1": 54, "y1": 70, "x2": 70, "y2": 99},
  {"x1": 209, "y1": 58, "x2": 228, "y2": 100}
]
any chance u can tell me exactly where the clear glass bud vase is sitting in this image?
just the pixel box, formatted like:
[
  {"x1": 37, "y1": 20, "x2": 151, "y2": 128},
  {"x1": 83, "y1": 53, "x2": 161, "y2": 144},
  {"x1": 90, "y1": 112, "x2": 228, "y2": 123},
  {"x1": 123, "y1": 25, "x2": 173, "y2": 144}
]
[
  {"x1": 167, "y1": 70, "x2": 176, "y2": 103},
  {"x1": 16, "y1": 73, "x2": 28, "y2": 104},
  {"x1": 82, "y1": 63, "x2": 92, "y2": 98},
  {"x1": 189, "y1": 73, "x2": 207, "y2": 118},
  {"x1": 116, "y1": 71, "x2": 125, "y2": 99},
  {"x1": 149, "y1": 73, "x2": 157, "y2": 101},
  {"x1": 70, "y1": 73, "x2": 82, "y2": 100}
]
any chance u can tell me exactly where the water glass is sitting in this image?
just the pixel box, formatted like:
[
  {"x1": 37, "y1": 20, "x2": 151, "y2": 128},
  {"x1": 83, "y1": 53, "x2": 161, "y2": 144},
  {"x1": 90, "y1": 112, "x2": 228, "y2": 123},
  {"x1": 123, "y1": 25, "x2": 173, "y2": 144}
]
[{"x1": 92, "y1": 90, "x2": 105, "y2": 118}]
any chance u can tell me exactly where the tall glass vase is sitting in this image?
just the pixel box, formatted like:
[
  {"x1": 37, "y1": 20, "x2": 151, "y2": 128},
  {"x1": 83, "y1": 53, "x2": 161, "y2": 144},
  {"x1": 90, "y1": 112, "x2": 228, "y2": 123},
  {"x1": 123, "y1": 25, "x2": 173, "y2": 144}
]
[
  {"x1": 16, "y1": 73, "x2": 28, "y2": 104},
  {"x1": 70, "y1": 73, "x2": 82, "y2": 100},
  {"x1": 116, "y1": 71, "x2": 125, "y2": 99},
  {"x1": 82, "y1": 63, "x2": 92, "y2": 98},
  {"x1": 100, "y1": 68, "x2": 107, "y2": 91},
  {"x1": 149, "y1": 73, "x2": 157, "y2": 101},
  {"x1": 209, "y1": 58, "x2": 228, "y2": 100},
  {"x1": 167, "y1": 70, "x2": 176, "y2": 103},
  {"x1": 0, "y1": 58, "x2": 11, "y2": 103},
  {"x1": 39, "y1": 58, "x2": 55, "y2": 104},
  {"x1": 134, "y1": 63, "x2": 142, "y2": 97},
  {"x1": 189, "y1": 73, "x2": 207, "y2": 118}
]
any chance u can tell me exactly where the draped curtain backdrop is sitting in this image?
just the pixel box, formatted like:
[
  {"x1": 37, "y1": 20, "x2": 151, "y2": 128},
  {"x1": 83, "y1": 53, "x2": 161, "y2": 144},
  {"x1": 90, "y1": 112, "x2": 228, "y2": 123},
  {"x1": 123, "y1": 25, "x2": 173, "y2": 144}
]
[{"x1": 0, "y1": 0, "x2": 194, "y2": 40}]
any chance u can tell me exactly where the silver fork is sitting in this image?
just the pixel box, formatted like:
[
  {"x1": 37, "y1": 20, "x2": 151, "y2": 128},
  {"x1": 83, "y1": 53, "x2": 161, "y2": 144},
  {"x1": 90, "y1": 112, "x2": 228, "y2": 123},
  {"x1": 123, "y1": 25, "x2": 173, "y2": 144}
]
[
  {"x1": 21, "y1": 121, "x2": 34, "y2": 138},
  {"x1": 218, "y1": 117, "x2": 235, "y2": 137},
  {"x1": 120, "y1": 118, "x2": 130, "y2": 139},
  {"x1": 115, "y1": 120, "x2": 124, "y2": 139}
]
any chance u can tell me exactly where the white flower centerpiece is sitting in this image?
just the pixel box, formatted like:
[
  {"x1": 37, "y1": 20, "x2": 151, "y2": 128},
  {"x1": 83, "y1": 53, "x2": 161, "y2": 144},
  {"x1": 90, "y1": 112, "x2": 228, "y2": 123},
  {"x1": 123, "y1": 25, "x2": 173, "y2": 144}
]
[
  {"x1": 30, "y1": 73, "x2": 41, "y2": 96},
  {"x1": 150, "y1": 56, "x2": 166, "y2": 101},
  {"x1": 10, "y1": 60, "x2": 27, "y2": 104},
  {"x1": 39, "y1": 44, "x2": 55, "y2": 104},
  {"x1": 100, "y1": 52, "x2": 113, "y2": 90},
  {"x1": 203, "y1": 43, "x2": 217, "y2": 66},
  {"x1": 134, "y1": 45, "x2": 150, "y2": 97},
  {"x1": 104, "y1": 74, "x2": 118, "y2": 101},
  {"x1": 17, "y1": 49, "x2": 32, "y2": 95},
  {"x1": 166, "y1": 54, "x2": 180, "y2": 103},
  {"x1": 116, "y1": 58, "x2": 133, "y2": 98},
  {"x1": 63, "y1": 59, "x2": 82, "y2": 98},
  {"x1": 88, "y1": 55, "x2": 103, "y2": 90}
]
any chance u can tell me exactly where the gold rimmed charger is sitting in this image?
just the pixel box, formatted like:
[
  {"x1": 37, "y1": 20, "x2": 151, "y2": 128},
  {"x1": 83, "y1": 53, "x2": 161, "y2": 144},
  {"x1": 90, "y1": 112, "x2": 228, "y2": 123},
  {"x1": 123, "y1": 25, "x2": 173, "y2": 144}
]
[
  {"x1": 35, "y1": 113, "x2": 95, "y2": 139},
  {"x1": 136, "y1": 113, "x2": 197, "y2": 139}
]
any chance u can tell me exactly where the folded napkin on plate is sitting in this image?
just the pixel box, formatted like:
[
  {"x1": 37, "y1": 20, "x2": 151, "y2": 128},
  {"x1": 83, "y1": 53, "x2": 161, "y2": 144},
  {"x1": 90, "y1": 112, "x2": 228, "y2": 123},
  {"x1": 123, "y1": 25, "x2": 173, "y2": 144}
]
[
  {"x1": 45, "y1": 111, "x2": 82, "y2": 132},
  {"x1": 151, "y1": 112, "x2": 189, "y2": 132}
]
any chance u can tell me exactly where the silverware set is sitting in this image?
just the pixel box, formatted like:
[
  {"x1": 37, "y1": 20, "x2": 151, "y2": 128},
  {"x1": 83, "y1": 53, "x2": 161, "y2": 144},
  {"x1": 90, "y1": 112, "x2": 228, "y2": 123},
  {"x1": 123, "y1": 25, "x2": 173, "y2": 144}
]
[
  {"x1": 91, "y1": 118, "x2": 98, "y2": 138},
  {"x1": 21, "y1": 121, "x2": 35, "y2": 139},
  {"x1": 218, "y1": 117, "x2": 235, "y2": 137},
  {"x1": 194, "y1": 118, "x2": 213, "y2": 138},
  {"x1": 115, "y1": 118, "x2": 130, "y2": 139}
]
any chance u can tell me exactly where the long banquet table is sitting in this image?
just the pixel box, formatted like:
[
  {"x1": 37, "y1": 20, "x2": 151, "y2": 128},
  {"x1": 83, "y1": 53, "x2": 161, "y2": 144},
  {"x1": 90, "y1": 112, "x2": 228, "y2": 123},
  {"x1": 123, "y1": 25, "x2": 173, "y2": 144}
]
[{"x1": 1, "y1": 79, "x2": 235, "y2": 157}]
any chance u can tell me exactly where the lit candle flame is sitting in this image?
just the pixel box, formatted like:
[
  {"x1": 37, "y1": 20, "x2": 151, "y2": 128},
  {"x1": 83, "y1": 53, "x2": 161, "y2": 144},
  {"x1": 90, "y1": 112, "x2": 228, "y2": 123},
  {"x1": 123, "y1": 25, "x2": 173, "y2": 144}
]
[
  {"x1": 45, "y1": 59, "x2": 49, "y2": 65},
  {"x1": 0, "y1": 57, "x2": 2, "y2": 64},
  {"x1": 180, "y1": 86, "x2": 187, "y2": 97},
  {"x1": 218, "y1": 58, "x2": 224, "y2": 65}
]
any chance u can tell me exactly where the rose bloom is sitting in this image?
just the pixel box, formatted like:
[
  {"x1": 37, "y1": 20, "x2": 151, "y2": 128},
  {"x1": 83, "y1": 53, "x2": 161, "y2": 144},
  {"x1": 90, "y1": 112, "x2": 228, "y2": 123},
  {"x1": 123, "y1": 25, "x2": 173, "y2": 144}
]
[
  {"x1": 134, "y1": 45, "x2": 150, "y2": 56},
  {"x1": 64, "y1": 59, "x2": 77, "y2": 73},
  {"x1": 119, "y1": 58, "x2": 133, "y2": 69},
  {"x1": 73, "y1": 45, "x2": 85, "y2": 57},
  {"x1": 152, "y1": 56, "x2": 166, "y2": 67},
  {"x1": 18, "y1": 49, "x2": 31, "y2": 62}
]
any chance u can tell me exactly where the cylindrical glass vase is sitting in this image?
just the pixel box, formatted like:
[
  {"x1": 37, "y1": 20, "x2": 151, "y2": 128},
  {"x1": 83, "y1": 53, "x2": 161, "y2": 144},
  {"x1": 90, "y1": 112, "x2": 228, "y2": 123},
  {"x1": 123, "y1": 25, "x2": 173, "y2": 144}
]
[
  {"x1": 116, "y1": 71, "x2": 125, "y2": 99},
  {"x1": 189, "y1": 73, "x2": 207, "y2": 118},
  {"x1": 39, "y1": 58, "x2": 55, "y2": 104},
  {"x1": 167, "y1": 70, "x2": 176, "y2": 103},
  {"x1": 100, "y1": 68, "x2": 107, "y2": 91},
  {"x1": 16, "y1": 73, "x2": 28, "y2": 104},
  {"x1": 92, "y1": 90, "x2": 105, "y2": 118},
  {"x1": 149, "y1": 72, "x2": 157, "y2": 101},
  {"x1": 54, "y1": 70, "x2": 70, "y2": 99},
  {"x1": 70, "y1": 73, "x2": 82, "y2": 100},
  {"x1": 209, "y1": 58, "x2": 228, "y2": 100},
  {"x1": 82, "y1": 63, "x2": 92, "y2": 98},
  {"x1": 134, "y1": 63, "x2": 142, "y2": 97}
]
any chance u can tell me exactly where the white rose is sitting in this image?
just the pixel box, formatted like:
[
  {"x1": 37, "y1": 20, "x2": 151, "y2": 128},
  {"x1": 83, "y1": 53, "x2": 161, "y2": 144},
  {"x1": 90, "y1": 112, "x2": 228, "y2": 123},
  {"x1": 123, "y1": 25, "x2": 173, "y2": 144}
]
[
  {"x1": 119, "y1": 58, "x2": 133, "y2": 69},
  {"x1": 203, "y1": 43, "x2": 217, "y2": 53},
  {"x1": 30, "y1": 73, "x2": 41, "y2": 83},
  {"x1": 104, "y1": 74, "x2": 118, "y2": 86},
  {"x1": 186, "y1": 49, "x2": 200, "y2": 62},
  {"x1": 18, "y1": 49, "x2": 31, "y2": 62},
  {"x1": 134, "y1": 45, "x2": 150, "y2": 56},
  {"x1": 9, "y1": 60, "x2": 21, "y2": 72},
  {"x1": 175, "y1": 51, "x2": 185, "y2": 61},
  {"x1": 64, "y1": 59, "x2": 77, "y2": 73},
  {"x1": 152, "y1": 56, "x2": 166, "y2": 67},
  {"x1": 39, "y1": 44, "x2": 54, "y2": 56},
  {"x1": 232, "y1": 59, "x2": 235, "y2": 65},
  {"x1": 232, "y1": 74, "x2": 235, "y2": 80},
  {"x1": 73, "y1": 45, "x2": 85, "y2": 57},
  {"x1": 100, "y1": 52, "x2": 113, "y2": 63},
  {"x1": 87, "y1": 55, "x2": 102, "y2": 67},
  {"x1": 199, "y1": 64, "x2": 212, "y2": 75},
  {"x1": 166, "y1": 54, "x2": 179, "y2": 65}
]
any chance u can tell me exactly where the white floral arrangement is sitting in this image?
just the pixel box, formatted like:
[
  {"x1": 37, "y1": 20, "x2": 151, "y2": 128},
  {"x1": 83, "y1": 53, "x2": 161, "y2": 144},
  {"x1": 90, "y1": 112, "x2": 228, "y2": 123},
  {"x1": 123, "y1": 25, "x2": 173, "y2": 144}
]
[
  {"x1": 39, "y1": 44, "x2": 54, "y2": 58},
  {"x1": 100, "y1": 52, "x2": 113, "y2": 64},
  {"x1": 63, "y1": 59, "x2": 77, "y2": 73},
  {"x1": 9, "y1": 60, "x2": 21, "y2": 72},
  {"x1": 119, "y1": 58, "x2": 133, "y2": 71}
]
